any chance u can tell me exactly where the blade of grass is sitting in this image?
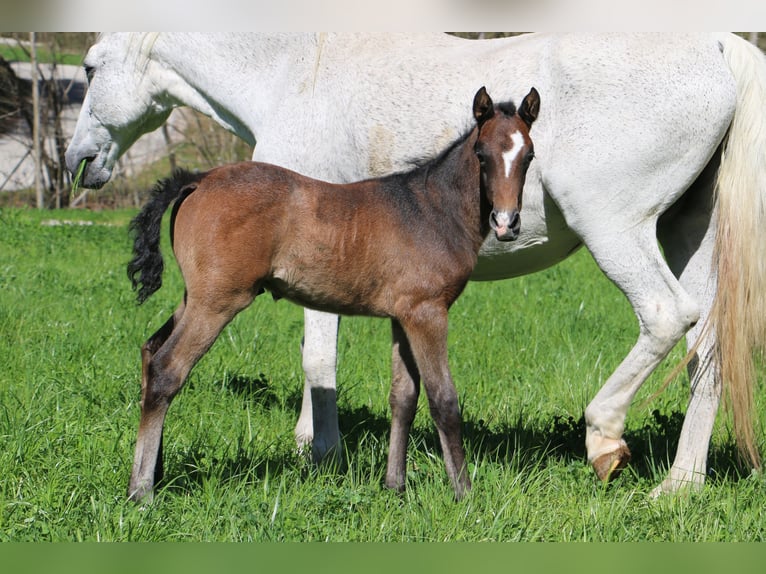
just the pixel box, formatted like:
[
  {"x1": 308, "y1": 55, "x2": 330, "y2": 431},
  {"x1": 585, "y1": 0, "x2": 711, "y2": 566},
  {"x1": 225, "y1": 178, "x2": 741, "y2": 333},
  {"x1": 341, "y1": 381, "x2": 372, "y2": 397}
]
[{"x1": 70, "y1": 159, "x2": 87, "y2": 200}]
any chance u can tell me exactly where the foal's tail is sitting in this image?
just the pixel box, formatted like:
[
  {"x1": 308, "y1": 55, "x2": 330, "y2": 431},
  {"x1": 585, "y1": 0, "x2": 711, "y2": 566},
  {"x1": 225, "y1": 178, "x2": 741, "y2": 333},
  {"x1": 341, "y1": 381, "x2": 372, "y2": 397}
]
[
  {"x1": 711, "y1": 33, "x2": 766, "y2": 469},
  {"x1": 127, "y1": 169, "x2": 202, "y2": 304}
]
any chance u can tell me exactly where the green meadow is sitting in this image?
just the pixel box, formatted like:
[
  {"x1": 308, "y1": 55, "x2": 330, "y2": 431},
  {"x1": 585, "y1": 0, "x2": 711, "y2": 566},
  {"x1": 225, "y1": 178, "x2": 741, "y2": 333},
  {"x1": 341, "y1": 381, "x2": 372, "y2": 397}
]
[{"x1": 0, "y1": 206, "x2": 763, "y2": 541}]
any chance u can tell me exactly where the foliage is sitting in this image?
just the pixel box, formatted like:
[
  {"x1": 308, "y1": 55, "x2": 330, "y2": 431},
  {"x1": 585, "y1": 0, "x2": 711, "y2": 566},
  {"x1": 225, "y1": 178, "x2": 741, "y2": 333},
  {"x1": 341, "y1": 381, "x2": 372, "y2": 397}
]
[
  {"x1": 0, "y1": 207, "x2": 763, "y2": 541},
  {"x1": 0, "y1": 33, "x2": 95, "y2": 65}
]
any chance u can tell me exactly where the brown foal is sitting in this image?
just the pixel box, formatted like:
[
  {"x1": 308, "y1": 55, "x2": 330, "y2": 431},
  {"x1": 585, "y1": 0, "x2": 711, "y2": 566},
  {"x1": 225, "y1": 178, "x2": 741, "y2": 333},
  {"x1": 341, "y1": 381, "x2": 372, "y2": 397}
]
[{"x1": 126, "y1": 86, "x2": 539, "y2": 502}]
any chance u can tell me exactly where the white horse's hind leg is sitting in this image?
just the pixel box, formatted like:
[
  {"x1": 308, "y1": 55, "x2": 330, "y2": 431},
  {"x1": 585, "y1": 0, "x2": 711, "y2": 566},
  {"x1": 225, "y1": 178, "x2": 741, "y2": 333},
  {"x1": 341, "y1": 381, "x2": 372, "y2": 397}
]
[
  {"x1": 296, "y1": 308, "x2": 343, "y2": 465},
  {"x1": 579, "y1": 220, "x2": 701, "y2": 480},
  {"x1": 652, "y1": 179, "x2": 721, "y2": 496},
  {"x1": 650, "y1": 337, "x2": 719, "y2": 497}
]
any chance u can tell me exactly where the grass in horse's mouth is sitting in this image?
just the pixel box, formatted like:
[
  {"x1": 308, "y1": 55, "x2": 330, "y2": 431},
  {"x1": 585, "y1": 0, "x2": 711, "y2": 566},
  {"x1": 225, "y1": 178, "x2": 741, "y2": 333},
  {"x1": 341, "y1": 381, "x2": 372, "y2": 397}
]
[{"x1": 71, "y1": 158, "x2": 88, "y2": 197}]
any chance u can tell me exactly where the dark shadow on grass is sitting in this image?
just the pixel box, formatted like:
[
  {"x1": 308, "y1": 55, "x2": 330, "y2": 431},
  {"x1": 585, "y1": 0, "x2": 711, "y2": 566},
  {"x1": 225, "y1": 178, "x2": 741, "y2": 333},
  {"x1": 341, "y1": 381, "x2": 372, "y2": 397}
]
[
  {"x1": 460, "y1": 408, "x2": 748, "y2": 483},
  {"x1": 220, "y1": 373, "x2": 274, "y2": 404},
  {"x1": 155, "y1": 375, "x2": 752, "y2": 497},
  {"x1": 623, "y1": 409, "x2": 752, "y2": 485},
  {"x1": 160, "y1": 439, "x2": 298, "y2": 497},
  {"x1": 205, "y1": 372, "x2": 303, "y2": 410}
]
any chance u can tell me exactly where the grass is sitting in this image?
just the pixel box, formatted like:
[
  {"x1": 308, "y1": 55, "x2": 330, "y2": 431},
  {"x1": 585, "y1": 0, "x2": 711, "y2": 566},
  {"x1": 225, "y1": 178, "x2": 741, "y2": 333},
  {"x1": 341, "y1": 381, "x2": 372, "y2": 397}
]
[{"x1": 0, "y1": 206, "x2": 764, "y2": 541}]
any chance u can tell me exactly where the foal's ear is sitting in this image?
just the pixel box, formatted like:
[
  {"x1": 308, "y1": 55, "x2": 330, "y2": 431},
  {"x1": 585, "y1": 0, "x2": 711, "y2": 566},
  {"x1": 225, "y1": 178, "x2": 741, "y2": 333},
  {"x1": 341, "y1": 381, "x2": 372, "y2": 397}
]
[
  {"x1": 473, "y1": 86, "x2": 495, "y2": 126},
  {"x1": 519, "y1": 87, "x2": 540, "y2": 128}
]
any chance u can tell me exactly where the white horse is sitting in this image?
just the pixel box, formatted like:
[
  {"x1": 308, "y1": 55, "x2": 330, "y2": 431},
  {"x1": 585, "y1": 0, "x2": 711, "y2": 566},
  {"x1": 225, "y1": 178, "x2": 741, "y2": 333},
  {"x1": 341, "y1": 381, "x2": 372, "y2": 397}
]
[{"x1": 66, "y1": 33, "x2": 766, "y2": 497}]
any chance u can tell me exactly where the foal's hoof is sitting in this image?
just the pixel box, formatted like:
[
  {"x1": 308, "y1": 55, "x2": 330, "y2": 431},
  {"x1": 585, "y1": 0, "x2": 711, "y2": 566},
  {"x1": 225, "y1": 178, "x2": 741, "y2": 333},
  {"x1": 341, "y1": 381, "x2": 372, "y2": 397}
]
[
  {"x1": 384, "y1": 474, "x2": 407, "y2": 495},
  {"x1": 453, "y1": 480, "x2": 472, "y2": 502},
  {"x1": 592, "y1": 443, "x2": 632, "y2": 482}
]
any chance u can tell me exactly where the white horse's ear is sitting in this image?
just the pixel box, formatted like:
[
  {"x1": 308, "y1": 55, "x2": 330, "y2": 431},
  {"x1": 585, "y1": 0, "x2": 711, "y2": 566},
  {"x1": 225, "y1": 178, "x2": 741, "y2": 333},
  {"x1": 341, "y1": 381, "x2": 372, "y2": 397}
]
[
  {"x1": 519, "y1": 87, "x2": 540, "y2": 127},
  {"x1": 473, "y1": 86, "x2": 494, "y2": 126}
]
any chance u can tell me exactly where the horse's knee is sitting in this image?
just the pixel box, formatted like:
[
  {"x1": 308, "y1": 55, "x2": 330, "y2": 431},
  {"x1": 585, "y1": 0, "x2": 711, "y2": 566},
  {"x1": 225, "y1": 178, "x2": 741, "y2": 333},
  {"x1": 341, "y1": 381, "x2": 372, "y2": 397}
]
[
  {"x1": 425, "y1": 383, "x2": 460, "y2": 430},
  {"x1": 142, "y1": 357, "x2": 183, "y2": 411},
  {"x1": 390, "y1": 355, "x2": 419, "y2": 404},
  {"x1": 642, "y1": 294, "x2": 700, "y2": 345},
  {"x1": 142, "y1": 334, "x2": 165, "y2": 358}
]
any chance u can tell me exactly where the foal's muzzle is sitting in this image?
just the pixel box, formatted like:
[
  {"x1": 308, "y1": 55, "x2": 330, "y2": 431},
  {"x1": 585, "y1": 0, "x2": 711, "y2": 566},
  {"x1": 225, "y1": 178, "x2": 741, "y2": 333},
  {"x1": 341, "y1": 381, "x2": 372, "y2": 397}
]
[{"x1": 490, "y1": 209, "x2": 520, "y2": 241}]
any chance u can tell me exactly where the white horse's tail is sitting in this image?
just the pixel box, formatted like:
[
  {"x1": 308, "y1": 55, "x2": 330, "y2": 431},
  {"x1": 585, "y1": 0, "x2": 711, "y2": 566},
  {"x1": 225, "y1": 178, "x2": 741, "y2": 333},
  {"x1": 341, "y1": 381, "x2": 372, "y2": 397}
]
[{"x1": 712, "y1": 33, "x2": 766, "y2": 470}]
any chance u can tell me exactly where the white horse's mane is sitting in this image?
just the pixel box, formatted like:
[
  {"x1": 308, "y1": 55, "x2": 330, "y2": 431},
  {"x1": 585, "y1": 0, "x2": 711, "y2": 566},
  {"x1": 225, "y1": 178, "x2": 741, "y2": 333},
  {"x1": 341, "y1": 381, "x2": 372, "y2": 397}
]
[
  {"x1": 131, "y1": 33, "x2": 159, "y2": 72},
  {"x1": 94, "y1": 32, "x2": 160, "y2": 73}
]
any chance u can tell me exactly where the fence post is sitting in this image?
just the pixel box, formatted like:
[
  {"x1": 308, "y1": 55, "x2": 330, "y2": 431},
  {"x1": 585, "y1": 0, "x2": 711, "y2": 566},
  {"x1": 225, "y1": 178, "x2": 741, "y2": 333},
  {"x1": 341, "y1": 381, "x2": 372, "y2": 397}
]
[{"x1": 30, "y1": 32, "x2": 43, "y2": 209}]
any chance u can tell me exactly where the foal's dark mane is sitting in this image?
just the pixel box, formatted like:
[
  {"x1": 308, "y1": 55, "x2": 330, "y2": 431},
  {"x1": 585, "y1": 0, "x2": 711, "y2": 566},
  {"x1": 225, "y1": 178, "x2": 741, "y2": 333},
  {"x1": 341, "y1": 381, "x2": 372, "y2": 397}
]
[
  {"x1": 400, "y1": 127, "x2": 476, "y2": 174},
  {"x1": 368, "y1": 127, "x2": 479, "y2": 228}
]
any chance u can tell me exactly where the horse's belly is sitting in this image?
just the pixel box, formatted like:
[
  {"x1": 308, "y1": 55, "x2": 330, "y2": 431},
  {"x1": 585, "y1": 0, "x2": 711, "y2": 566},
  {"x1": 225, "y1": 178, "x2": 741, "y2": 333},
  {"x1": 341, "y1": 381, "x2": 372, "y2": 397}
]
[
  {"x1": 472, "y1": 229, "x2": 582, "y2": 281},
  {"x1": 268, "y1": 265, "x2": 392, "y2": 318}
]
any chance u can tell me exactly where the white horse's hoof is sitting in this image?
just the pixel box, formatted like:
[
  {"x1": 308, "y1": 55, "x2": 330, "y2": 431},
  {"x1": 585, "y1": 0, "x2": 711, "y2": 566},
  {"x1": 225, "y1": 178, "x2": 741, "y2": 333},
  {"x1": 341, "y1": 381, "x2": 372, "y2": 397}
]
[
  {"x1": 648, "y1": 470, "x2": 706, "y2": 499},
  {"x1": 591, "y1": 442, "x2": 632, "y2": 481}
]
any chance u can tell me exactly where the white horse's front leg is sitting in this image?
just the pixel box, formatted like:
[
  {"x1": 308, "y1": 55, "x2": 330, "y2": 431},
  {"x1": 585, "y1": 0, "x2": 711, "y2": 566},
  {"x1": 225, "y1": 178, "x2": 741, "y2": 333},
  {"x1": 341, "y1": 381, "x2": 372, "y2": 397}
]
[
  {"x1": 580, "y1": 221, "x2": 700, "y2": 480},
  {"x1": 295, "y1": 308, "x2": 343, "y2": 465}
]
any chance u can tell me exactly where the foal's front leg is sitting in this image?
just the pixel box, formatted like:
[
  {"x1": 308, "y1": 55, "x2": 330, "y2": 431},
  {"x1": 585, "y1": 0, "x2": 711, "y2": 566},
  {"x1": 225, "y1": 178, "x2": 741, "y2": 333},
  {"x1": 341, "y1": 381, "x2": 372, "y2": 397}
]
[
  {"x1": 385, "y1": 320, "x2": 421, "y2": 492},
  {"x1": 400, "y1": 304, "x2": 470, "y2": 500}
]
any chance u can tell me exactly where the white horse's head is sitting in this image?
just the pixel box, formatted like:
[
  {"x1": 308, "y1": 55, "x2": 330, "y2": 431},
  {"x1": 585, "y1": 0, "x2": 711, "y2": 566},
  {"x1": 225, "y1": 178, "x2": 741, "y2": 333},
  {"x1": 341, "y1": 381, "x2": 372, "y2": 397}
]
[{"x1": 65, "y1": 33, "x2": 173, "y2": 189}]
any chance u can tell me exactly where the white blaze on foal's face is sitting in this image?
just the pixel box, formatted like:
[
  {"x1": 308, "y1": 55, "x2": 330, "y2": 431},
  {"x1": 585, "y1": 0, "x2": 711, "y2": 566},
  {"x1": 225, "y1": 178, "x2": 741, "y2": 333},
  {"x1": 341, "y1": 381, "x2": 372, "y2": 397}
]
[{"x1": 502, "y1": 130, "x2": 526, "y2": 178}]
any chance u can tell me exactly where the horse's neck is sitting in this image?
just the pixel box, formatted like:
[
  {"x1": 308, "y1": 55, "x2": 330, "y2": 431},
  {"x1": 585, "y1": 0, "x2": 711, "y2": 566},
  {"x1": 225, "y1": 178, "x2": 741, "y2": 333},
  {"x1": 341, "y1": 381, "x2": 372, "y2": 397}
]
[
  {"x1": 416, "y1": 132, "x2": 487, "y2": 251},
  {"x1": 151, "y1": 33, "x2": 319, "y2": 147}
]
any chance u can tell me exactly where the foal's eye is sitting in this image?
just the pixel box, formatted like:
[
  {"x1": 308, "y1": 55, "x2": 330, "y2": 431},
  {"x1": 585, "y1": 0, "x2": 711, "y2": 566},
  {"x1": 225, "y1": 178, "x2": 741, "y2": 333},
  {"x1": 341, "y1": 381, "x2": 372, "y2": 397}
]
[{"x1": 84, "y1": 65, "x2": 95, "y2": 83}]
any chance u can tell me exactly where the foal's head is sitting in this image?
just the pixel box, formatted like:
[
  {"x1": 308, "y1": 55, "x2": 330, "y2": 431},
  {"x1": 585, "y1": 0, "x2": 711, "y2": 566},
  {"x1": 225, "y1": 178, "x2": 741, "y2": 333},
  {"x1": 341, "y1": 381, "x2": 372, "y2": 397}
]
[{"x1": 472, "y1": 86, "x2": 539, "y2": 241}]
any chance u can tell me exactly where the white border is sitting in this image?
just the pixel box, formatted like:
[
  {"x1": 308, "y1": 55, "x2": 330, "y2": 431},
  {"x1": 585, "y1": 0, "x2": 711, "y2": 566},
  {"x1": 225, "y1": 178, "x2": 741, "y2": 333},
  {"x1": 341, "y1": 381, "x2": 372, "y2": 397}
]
[{"x1": 4, "y1": 0, "x2": 766, "y2": 33}]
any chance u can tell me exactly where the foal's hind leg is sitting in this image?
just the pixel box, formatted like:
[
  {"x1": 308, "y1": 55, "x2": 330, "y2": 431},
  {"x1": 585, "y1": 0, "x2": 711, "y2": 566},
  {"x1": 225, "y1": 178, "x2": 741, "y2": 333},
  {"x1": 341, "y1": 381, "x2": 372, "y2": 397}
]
[
  {"x1": 385, "y1": 320, "x2": 421, "y2": 492},
  {"x1": 128, "y1": 296, "x2": 250, "y2": 502},
  {"x1": 138, "y1": 301, "x2": 186, "y2": 487},
  {"x1": 398, "y1": 304, "x2": 470, "y2": 499}
]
